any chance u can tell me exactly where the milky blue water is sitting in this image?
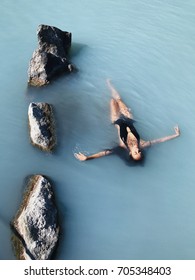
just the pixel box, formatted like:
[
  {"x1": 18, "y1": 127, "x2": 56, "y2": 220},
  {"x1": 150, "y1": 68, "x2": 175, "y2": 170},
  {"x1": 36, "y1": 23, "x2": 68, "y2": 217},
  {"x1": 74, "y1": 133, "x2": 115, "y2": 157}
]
[{"x1": 0, "y1": 0, "x2": 195, "y2": 260}]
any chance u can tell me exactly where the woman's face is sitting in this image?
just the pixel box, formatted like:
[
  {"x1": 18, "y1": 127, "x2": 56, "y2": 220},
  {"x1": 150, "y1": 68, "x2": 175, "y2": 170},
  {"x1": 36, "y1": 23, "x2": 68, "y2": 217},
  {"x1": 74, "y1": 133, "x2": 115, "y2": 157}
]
[{"x1": 130, "y1": 147, "x2": 142, "y2": 161}]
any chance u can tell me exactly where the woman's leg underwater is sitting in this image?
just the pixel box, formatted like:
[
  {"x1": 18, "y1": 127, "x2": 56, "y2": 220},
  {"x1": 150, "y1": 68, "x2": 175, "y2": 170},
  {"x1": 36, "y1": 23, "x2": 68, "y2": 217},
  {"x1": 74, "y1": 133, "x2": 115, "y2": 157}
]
[
  {"x1": 110, "y1": 98, "x2": 120, "y2": 123},
  {"x1": 117, "y1": 99, "x2": 133, "y2": 119},
  {"x1": 110, "y1": 98, "x2": 126, "y2": 148},
  {"x1": 107, "y1": 79, "x2": 133, "y2": 119}
]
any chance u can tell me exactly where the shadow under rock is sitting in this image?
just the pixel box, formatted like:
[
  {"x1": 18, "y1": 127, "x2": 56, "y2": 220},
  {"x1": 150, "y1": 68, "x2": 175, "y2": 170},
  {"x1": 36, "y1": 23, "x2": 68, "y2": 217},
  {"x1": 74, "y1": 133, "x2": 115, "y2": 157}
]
[
  {"x1": 50, "y1": 177, "x2": 70, "y2": 260},
  {"x1": 69, "y1": 42, "x2": 87, "y2": 58}
]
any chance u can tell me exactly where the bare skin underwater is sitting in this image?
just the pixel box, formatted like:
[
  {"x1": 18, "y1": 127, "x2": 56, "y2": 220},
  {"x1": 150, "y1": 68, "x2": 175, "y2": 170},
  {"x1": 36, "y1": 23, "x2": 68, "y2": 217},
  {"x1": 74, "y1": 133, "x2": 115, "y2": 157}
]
[{"x1": 74, "y1": 79, "x2": 180, "y2": 162}]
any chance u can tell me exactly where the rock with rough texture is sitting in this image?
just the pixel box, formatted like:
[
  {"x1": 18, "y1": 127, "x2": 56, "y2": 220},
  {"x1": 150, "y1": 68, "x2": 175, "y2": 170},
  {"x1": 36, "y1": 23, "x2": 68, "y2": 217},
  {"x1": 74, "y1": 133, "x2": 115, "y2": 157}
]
[
  {"x1": 28, "y1": 24, "x2": 75, "y2": 86},
  {"x1": 11, "y1": 175, "x2": 59, "y2": 260},
  {"x1": 28, "y1": 102, "x2": 56, "y2": 151}
]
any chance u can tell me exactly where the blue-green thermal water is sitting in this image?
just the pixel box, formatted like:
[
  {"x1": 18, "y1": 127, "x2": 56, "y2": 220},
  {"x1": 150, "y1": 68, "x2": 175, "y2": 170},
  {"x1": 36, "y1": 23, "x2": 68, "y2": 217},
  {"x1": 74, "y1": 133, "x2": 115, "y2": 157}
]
[{"x1": 0, "y1": 0, "x2": 195, "y2": 260}]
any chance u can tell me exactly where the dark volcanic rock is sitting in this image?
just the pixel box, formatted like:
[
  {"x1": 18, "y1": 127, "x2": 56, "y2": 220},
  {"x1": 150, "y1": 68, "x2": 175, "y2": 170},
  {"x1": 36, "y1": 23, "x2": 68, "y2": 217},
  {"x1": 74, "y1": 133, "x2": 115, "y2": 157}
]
[
  {"x1": 28, "y1": 102, "x2": 56, "y2": 151},
  {"x1": 11, "y1": 175, "x2": 59, "y2": 260},
  {"x1": 28, "y1": 24, "x2": 75, "y2": 86}
]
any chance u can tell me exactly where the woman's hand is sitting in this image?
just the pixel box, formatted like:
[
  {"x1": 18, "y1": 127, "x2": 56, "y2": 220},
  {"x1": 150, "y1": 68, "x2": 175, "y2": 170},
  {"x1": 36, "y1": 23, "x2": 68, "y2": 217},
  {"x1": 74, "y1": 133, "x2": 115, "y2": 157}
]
[
  {"x1": 174, "y1": 125, "x2": 180, "y2": 136},
  {"x1": 74, "y1": 152, "x2": 88, "y2": 161}
]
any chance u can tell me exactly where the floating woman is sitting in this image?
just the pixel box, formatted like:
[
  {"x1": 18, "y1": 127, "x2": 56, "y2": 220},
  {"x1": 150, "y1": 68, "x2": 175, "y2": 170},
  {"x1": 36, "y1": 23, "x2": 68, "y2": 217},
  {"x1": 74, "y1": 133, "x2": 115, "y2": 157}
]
[{"x1": 74, "y1": 79, "x2": 180, "y2": 161}]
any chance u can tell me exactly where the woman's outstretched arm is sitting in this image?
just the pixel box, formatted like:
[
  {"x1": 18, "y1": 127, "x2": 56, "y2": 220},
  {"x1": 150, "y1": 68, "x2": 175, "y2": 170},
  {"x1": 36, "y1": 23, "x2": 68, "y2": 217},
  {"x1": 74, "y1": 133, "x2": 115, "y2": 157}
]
[
  {"x1": 140, "y1": 126, "x2": 180, "y2": 149},
  {"x1": 74, "y1": 149, "x2": 114, "y2": 161}
]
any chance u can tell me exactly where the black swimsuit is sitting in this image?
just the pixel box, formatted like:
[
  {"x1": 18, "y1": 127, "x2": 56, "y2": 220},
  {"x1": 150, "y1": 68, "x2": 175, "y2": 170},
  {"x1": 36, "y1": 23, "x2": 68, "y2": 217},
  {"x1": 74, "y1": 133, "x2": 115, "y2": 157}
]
[{"x1": 114, "y1": 116, "x2": 140, "y2": 146}]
